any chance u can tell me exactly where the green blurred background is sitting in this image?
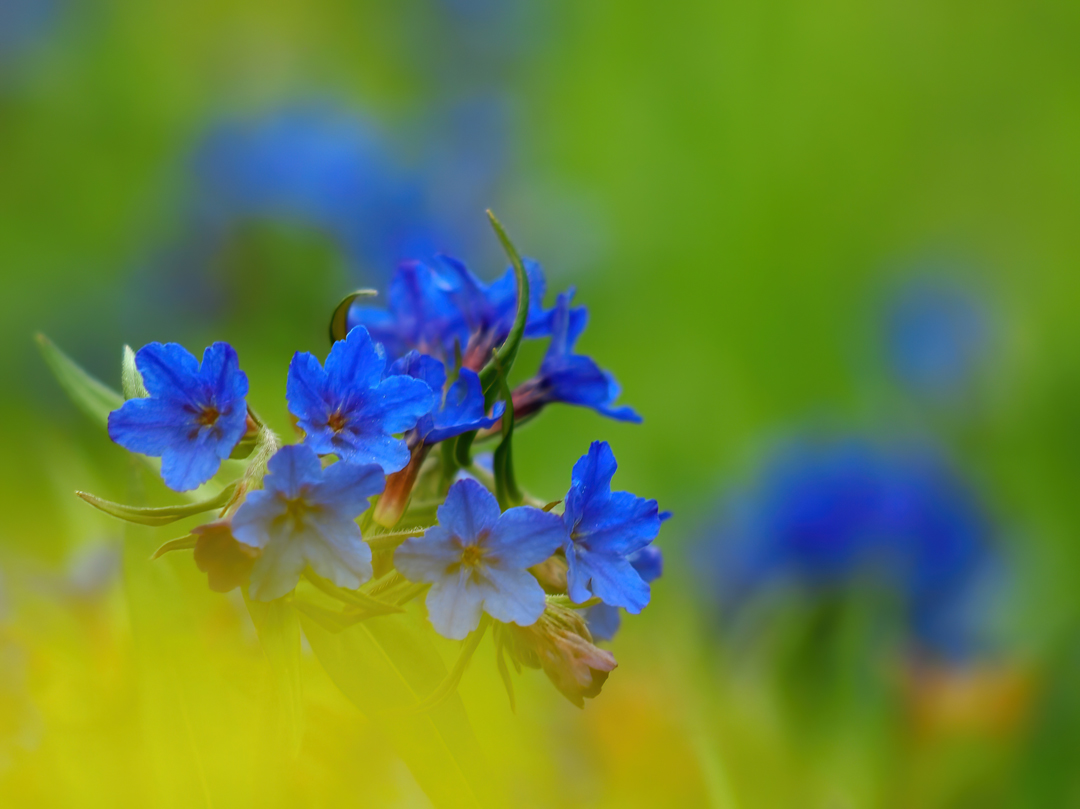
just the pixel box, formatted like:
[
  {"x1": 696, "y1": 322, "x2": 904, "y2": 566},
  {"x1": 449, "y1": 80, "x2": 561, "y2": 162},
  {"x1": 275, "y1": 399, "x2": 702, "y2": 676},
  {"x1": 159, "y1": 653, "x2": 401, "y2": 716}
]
[{"x1": 4, "y1": 0, "x2": 1080, "y2": 806}]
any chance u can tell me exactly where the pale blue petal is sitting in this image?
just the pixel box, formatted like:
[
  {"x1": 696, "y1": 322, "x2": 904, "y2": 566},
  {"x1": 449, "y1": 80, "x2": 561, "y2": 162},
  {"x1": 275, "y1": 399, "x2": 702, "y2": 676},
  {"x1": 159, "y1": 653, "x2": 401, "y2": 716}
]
[
  {"x1": 482, "y1": 566, "x2": 547, "y2": 627},
  {"x1": 436, "y1": 479, "x2": 501, "y2": 541},
  {"x1": 425, "y1": 571, "x2": 488, "y2": 640},
  {"x1": 395, "y1": 526, "x2": 463, "y2": 583}
]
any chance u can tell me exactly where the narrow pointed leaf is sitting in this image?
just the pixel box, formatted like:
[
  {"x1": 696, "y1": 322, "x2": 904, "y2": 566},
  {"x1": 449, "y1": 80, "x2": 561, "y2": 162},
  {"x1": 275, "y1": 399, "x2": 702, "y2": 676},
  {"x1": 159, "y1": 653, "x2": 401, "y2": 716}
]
[
  {"x1": 36, "y1": 333, "x2": 123, "y2": 429},
  {"x1": 391, "y1": 616, "x2": 490, "y2": 717},
  {"x1": 299, "y1": 611, "x2": 497, "y2": 808},
  {"x1": 303, "y1": 570, "x2": 403, "y2": 614},
  {"x1": 492, "y1": 375, "x2": 520, "y2": 509},
  {"x1": 150, "y1": 534, "x2": 198, "y2": 560},
  {"x1": 244, "y1": 594, "x2": 305, "y2": 758},
  {"x1": 76, "y1": 482, "x2": 238, "y2": 526},
  {"x1": 121, "y1": 344, "x2": 149, "y2": 400},
  {"x1": 478, "y1": 211, "x2": 530, "y2": 395}
]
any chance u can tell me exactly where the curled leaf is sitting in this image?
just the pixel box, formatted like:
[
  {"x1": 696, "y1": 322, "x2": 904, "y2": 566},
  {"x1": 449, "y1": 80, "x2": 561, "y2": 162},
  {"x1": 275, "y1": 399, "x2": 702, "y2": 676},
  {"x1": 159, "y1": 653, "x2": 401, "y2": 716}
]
[{"x1": 329, "y1": 289, "x2": 378, "y2": 344}]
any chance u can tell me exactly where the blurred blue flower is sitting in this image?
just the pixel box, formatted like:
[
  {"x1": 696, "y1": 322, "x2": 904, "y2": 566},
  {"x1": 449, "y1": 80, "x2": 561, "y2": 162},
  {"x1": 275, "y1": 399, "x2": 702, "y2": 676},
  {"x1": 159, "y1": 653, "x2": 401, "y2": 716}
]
[
  {"x1": 512, "y1": 292, "x2": 641, "y2": 423},
  {"x1": 585, "y1": 546, "x2": 664, "y2": 642},
  {"x1": 287, "y1": 326, "x2": 436, "y2": 473},
  {"x1": 395, "y1": 478, "x2": 565, "y2": 639},
  {"x1": 563, "y1": 441, "x2": 662, "y2": 613},
  {"x1": 108, "y1": 342, "x2": 249, "y2": 492},
  {"x1": 232, "y1": 444, "x2": 385, "y2": 601},
  {"x1": 388, "y1": 351, "x2": 504, "y2": 445},
  {"x1": 884, "y1": 278, "x2": 990, "y2": 398},
  {"x1": 190, "y1": 105, "x2": 446, "y2": 280},
  {"x1": 0, "y1": 0, "x2": 59, "y2": 63},
  {"x1": 700, "y1": 436, "x2": 995, "y2": 659}
]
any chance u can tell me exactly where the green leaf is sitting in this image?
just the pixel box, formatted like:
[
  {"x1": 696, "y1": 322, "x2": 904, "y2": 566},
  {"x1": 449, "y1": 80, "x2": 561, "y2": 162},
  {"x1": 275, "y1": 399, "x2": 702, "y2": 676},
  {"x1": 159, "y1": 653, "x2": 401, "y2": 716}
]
[
  {"x1": 392, "y1": 616, "x2": 490, "y2": 717},
  {"x1": 477, "y1": 211, "x2": 530, "y2": 396},
  {"x1": 329, "y1": 288, "x2": 378, "y2": 344},
  {"x1": 121, "y1": 344, "x2": 149, "y2": 399},
  {"x1": 75, "y1": 482, "x2": 238, "y2": 526},
  {"x1": 244, "y1": 594, "x2": 305, "y2": 758},
  {"x1": 36, "y1": 333, "x2": 123, "y2": 429},
  {"x1": 300, "y1": 611, "x2": 497, "y2": 808},
  {"x1": 492, "y1": 374, "x2": 520, "y2": 510},
  {"x1": 303, "y1": 570, "x2": 404, "y2": 615}
]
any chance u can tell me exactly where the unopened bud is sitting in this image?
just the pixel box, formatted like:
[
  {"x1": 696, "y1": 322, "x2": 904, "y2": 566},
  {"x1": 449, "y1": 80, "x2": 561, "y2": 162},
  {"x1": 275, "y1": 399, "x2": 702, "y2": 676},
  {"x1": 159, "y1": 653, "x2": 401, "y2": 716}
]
[{"x1": 498, "y1": 602, "x2": 616, "y2": 708}]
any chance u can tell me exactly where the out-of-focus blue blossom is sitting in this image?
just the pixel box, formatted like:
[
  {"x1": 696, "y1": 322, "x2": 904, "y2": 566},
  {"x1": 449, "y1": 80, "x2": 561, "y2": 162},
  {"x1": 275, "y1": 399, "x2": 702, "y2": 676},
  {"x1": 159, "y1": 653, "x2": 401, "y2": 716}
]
[
  {"x1": 348, "y1": 254, "x2": 555, "y2": 367},
  {"x1": 700, "y1": 436, "x2": 996, "y2": 660},
  {"x1": 108, "y1": 342, "x2": 249, "y2": 492},
  {"x1": 190, "y1": 105, "x2": 446, "y2": 281},
  {"x1": 388, "y1": 351, "x2": 504, "y2": 445},
  {"x1": 586, "y1": 546, "x2": 665, "y2": 642},
  {"x1": 232, "y1": 444, "x2": 385, "y2": 601},
  {"x1": 0, "y1": 0, "x2": 59, "y2": 63},
  {"x1": 395, "y1": 479, "x2": 565, "y2": 639},
  {"x1": 286, "y1": 326, "x2": 436, "y2": 473},
  {"x1": 511, "y1": 292, "x2": 641, "y2": 424},
  {"x1": 563, "y1": 441, "x2": 662, "y2": 613},
  {"x1": 884, "y1": 278, "x2": 990, "y2": 398}
]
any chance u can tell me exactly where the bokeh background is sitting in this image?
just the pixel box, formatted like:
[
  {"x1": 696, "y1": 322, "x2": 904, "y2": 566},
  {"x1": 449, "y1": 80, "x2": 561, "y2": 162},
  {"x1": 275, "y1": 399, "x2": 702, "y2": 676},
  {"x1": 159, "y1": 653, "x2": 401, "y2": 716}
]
[{"x1": 3, "y1": 1, "x2": 1080, "y2": 806}]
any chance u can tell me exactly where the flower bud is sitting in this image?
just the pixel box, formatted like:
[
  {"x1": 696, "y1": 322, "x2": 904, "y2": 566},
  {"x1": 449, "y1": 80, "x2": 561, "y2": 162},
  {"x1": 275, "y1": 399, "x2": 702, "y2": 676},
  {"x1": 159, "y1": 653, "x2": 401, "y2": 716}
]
[
  {"x1": 498, "y1": 602, "x2": 617, "y2": 708},
  {"x1": 192, "y1": 521, "x2": 260, "y2": 593},
  {"x1": 373, "y1": 443, "x2": 431, "y2": 528}
]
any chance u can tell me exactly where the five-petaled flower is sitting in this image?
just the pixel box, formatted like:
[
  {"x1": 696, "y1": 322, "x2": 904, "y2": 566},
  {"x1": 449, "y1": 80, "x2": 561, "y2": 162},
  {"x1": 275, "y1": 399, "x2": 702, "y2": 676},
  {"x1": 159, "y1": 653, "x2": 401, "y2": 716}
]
[
  {"x1": 509, "y1": 292, "x2": 641, "y2": 424},
  {"x1": 286, "y1": 326, "x2": 436, "y2": 473},
  {"x1": 563, "y1": 441, "x2": 662, "y2": 613},
  {"x1": 394, "y1": 478, "x2": 565, "y2": 639},
  {"x1": 108, "y1": 342, "x2": 249, "y2": 492},
  {"x1": 231, "y1": 443, "x2": 385, "y2": 601}
]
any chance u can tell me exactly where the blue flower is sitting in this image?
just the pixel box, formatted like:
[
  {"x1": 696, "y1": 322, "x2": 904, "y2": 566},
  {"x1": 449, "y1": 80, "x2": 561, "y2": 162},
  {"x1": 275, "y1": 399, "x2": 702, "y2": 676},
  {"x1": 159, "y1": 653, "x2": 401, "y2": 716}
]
[
  {"x1": 884, "y1": 277, "x2": 990, "y2": 399},
  {"x1": 286, "y1": 326, "x2": 437, "y2": 473},
  {"x1": 231, "y1": 444, "x2": 385, "y2": 601},
  {"x1": 512, "y1": 292, "x2": 641, "y2": 424},
  {"x1": 388, "y1": 351, "x2": 505, "y2": 445},
  {"x1": 191, "y1": 105, "x2": 445, "y2": 280},
  {"x1": 563, "y1": 441, "x2": 661, "y2": 613},
  {"x1": 347, "y1": 254, "x2": 555, "y2": 366},
  {"x1": 698, "y1": 436, "x2": 995, "y2": 660},
  {"x1": 394, "y1": 478, "x2": 565, "y2": 639},
  {"x1": 586, "y1": 546, "x2": 665, "y2": 642},
  {"x1": 107, "y1": 342, "x2": 249, "y2": 492}
]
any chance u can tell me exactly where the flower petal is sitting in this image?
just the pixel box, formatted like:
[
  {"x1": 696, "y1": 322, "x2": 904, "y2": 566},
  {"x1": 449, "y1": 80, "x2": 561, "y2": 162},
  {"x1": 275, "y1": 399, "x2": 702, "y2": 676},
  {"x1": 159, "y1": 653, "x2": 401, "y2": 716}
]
[
  {"x1": 311, "y1": 460, "x2": 385, "y2": 515},
  {"x1": 108, "y1": 398, "x2": 191, "y2": 457},
  {"x1": 487, "y1": 506, "x2": 565, "y2": 568},
  {"x1": 564, "y1": 441, "x2": 617, "y2": 529},
  {"x1": 301, "y1": 511, "x2": 373, "y2": 590},
  {"x1": 135, "y1": 343, "x2": 203, "y2": 404},
  {"x1": 286, "y1": 351, "x2": 331, "y2": 426},
  {"x1": 425, "y1": 571, "x2": 488, "y2": 640},
  {"x1": 395, "y1": 526, "x2": 463, "y2": 583},
  {"x1": 199, "y1": 342, "x2": 249, "y2": 404},
  {"x1": 248, "y1": 536, "x2": 308, "y2": 601},
  {"x1": 160, "y1": 430, "x2": 227, "y2": 491},
  {"x1": 571, "y1": 490, "x2": 660, "y2": 556},
  {"x1": 325, "y1": 326, "x2": 385, "y2": 396},
  {"x1": 481, "y1": 566, "x2": 547, "y2": 627},
  {"x1": 436, "y1": 479, "x2": 501, "y2": 542},
  {"x1": 335, "y1": 430, "x2": 412, "y2": 473},
  {"x1": 262, "y1": 444, "x2": 325, "y2": 498},
  {"x1": 365, "y1": 375, "x2": 437, "y2": 434},
  {"x1": 566, "y1": 546, "x2": 651, "y2": 613}
]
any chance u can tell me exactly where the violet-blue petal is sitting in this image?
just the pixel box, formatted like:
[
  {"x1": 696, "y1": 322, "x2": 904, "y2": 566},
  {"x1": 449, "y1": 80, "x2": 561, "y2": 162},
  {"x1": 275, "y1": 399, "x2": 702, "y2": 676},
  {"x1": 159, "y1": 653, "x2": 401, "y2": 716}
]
[
  {"x1": 486, "y1": 507, "x2": 565, "y2": 568},
  {"x1": 394, "y1": 526, "x2": 467, "y2": 582},
  {"x1": 435, "y1": 478, "x2": 502, "y2": 541},
  {"x1": 364, "y1": 375, "x2": 438, "y2": 434},
  {"x1": 425, "y1": 369, "x2": 505, "y2": 444},
  {"x1": 325, "y1": 326, "x2": 385, "y2": 394},
  {"x1": 566, "y1": 547, "x2": 651, "y2": 613}
]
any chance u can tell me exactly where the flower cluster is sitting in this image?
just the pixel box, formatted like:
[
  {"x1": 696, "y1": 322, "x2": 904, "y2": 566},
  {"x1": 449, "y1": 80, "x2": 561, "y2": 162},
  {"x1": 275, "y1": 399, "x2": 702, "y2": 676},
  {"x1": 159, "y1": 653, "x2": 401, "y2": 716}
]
[{"x1": 76, "y1": 217, "x2": 666, "y2": 709}]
